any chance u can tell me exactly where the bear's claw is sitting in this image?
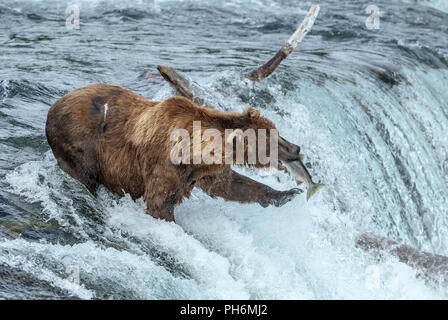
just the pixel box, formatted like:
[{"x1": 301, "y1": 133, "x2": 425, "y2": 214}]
[
  {"x1": 260, "y1": 188, "x2": 303, "y2": 208},
  {"x1": 273, "y1": 188, "x2": 303, "y2": 207}
]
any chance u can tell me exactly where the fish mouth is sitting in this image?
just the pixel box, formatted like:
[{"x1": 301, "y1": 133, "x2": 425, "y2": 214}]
[{"x1": 278, "y1": 136, "x2": 301, "y2": 162}]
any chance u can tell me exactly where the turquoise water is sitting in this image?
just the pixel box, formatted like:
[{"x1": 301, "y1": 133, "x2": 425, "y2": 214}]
[{"x1": 0, "y1": 0, "x2": 447, "y2": 299}]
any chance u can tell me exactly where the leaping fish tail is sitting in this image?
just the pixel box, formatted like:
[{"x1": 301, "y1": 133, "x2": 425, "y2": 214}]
[{"x1": 306, "y1": 183, "x2": 324, "y2": 201}]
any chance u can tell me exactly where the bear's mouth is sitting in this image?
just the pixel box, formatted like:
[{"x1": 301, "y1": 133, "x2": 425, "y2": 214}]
[{"x1": 278, "y1": 136, "x2": 301, "y2": 162}]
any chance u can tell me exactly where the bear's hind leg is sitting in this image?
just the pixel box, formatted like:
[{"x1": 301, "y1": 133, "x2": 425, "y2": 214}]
[
  {"x1": 55, "y1": 154, "x2": 98, "y2": 194},
  {"x1": 50, "y1": 140, "x2": 98, "y2": 195}
]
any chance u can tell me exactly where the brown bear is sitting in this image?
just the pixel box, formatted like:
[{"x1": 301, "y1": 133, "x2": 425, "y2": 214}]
[{"x1": 46, "y1": 83, "x2": 302, "y2": 222}]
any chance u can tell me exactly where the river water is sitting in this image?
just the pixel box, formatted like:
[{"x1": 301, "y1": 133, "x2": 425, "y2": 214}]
[{"x1": 0, "y1": 0, "x2": 447, "y2": 299}]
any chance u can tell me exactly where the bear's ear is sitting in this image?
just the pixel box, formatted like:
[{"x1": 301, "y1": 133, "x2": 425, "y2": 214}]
[{"x1": 243, "y1": 106, "x2": 261, "y2": 119}]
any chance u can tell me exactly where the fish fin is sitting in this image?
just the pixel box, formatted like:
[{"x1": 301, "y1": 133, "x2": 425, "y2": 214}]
[{"x1": 306, "y1": 183, "x2": 324, "y2": 201}]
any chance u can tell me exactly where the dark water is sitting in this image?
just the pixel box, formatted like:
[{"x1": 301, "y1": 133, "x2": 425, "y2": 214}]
[{"x1": 0, "y1": 0, "x2": 448, "y2": 299}]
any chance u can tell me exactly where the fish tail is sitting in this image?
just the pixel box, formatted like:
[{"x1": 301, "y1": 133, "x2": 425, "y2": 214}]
[{"x1": 306, "y1": 183, "x2": 324, "y2": 201}]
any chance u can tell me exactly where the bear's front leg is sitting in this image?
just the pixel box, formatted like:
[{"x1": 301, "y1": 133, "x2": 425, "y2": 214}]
[
  {"x1": 144, "y1": 167, "x2": 181, "y2": 222},
  {"x1": 198, "y1": 169, "x2": 303, "y2": 208},
  {"x1": 145, "y1": 191, "x2": 177, "y2": 222}
]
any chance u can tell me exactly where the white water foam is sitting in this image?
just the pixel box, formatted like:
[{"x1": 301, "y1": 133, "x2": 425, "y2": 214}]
[
  {"x1": 3, "y1": 56, "x2": 448, "y2": 298},
  {"x1": 3, "y1": 150, "x2": 444, "y2": 299}
]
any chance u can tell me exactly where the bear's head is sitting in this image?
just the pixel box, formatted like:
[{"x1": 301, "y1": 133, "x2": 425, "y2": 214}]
[{"x1": 223, "y1": 106, "x2": 300, "y2": 169}]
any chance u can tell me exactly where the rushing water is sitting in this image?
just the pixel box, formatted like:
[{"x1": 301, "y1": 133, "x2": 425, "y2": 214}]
[{"x1": 0, "y1": 0, "x2": 447, "y2": 299}]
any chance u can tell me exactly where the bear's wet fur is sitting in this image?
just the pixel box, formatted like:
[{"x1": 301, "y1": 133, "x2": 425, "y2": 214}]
[{"x1": 46, "y1": 84, "x2": 302, "y2": 221}]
